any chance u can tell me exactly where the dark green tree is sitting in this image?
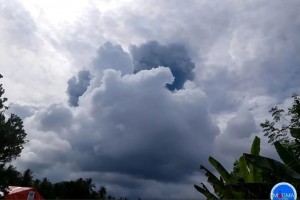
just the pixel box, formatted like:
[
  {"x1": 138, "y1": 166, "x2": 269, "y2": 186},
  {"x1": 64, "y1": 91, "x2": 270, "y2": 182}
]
[
  {"x1": 0, "y1": 165, "x2": 22, "y2": 186},
  {"x1": 85, "y1": 178, "x2": 96, "y2": 195},
  {"x1": 36, "y1": 177, "x2": 55, "y2": 199},
  {"x1": 53, "y1": 178, "x2": 96, "y2": 199},
  {"x1": 0, "y1": 74, "x2": 28, "y2": 193},
  {"x1": 20, "y1": 169, "x2": 34, "y2": 187},
  {"x1": 99, "y1": 186, "x2": 107, "y2": 200}
]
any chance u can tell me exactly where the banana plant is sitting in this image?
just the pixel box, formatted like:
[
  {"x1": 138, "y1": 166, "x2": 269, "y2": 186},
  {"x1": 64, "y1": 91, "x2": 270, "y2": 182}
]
[
  {"x1": 244, "y1": 128, "x2": 300, "y2": 185},
  {"x1": 194, "y1": 157, "x2": 242, "y2": 199},
  {"x1": 195, "y1": 136, "x2": 265, "y2": 199},
  {"x1": 231, "y1": 136, "x2": 262, "y2": 183}
]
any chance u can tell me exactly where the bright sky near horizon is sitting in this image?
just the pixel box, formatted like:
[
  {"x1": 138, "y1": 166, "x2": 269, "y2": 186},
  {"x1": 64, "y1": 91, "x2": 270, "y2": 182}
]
[{"x1": 1, "y1": 0, "x2": 300, "y2": 199}]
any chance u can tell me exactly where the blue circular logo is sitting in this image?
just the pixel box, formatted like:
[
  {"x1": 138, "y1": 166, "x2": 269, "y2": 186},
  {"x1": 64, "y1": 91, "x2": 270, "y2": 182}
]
[{"x1": 271, "y1": 182, "x2": 297, "y2": 200}]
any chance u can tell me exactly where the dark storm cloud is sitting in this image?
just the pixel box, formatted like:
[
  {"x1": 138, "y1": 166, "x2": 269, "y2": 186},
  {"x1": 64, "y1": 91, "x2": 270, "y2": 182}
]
[
  {"x1": 38, "y1": 104, "x2": 73, "y2": 133},
  {"x1": 131, "y1": 41, "x2": 195, "y2": 91},
  {"x1": 14, "y1": 128, "x2": 72, "y2": 180},
  {"x1": 16, "y1": 67, "x2": 217, "y2": 185},
  {"x1": 67, "y1": 70, "x2": 91, "y2": 107},
  {"x1": 16, "y1": 67, "x2": 219, "y2": 187},
  {"x1": 200, "y1": 68, "x2": 242, "y2": 113},
  {"x1": 8, "y1": 103, "x2": 36, "y2": 119},
  {"x1": 212, "y1": 107, "x2": 281, "y2": 170},
  {"x1": 92, "y1": 42, "x2": 133, "y2": 75},
  {"x1": 213, "y1": 109, "x2": 258, "y2": 169},
  {"x1": 71, "y1": 67, "x2": 218, "y2": 182}
]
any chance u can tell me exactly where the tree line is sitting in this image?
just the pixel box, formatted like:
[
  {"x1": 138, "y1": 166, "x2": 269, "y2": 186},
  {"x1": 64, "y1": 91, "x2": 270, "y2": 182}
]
[{"x1": 2, "y1": 166, "x2": 121, "y2": 199}]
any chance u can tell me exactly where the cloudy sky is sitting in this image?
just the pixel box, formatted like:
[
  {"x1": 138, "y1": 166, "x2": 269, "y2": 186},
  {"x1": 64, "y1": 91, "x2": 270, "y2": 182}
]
[{"x1": 1, "y1": 0, "x2": 300, "y2": 199}]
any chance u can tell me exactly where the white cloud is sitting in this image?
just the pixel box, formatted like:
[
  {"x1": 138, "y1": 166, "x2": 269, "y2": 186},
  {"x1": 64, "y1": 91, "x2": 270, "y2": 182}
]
[{"x1": 0, "y1": 0, "x2": 73, "y2": 106}]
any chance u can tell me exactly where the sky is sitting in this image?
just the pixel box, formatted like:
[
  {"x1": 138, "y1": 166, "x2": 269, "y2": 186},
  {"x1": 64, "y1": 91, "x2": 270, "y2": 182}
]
[{"x1": 1, "y1": 0, "x2": 300, "y2": 199}]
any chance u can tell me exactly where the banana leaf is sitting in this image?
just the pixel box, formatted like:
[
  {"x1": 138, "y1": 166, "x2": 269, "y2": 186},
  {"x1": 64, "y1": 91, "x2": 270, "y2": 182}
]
[
  {"x1": 194, "y1": 184, "x2": 219, "y2": 200},
  {"x1": 248, "y1": 136, "x2": 262, "y2": 182},
  {"x1": 244, "y1": 153, "x2": 300, "y2": 183},
  {"x1": 274, "y1": 141, "x2": 300, "y2": 174},
  {"x1": 209, "y1": 156, "x2": 232, "y2": 184},
  {"x1": 250, "y1": 136, "x2": 260, "y2": 155}
]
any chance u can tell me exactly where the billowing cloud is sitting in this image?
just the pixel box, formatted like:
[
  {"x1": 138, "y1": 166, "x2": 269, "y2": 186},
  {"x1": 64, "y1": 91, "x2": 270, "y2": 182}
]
[
  {"x1": 67, "y1": 70, "x2": 91, "y2": 107},
  {"x1": 213, "y1": 107, "x2": 280, "y2": 170},
  {"x1": 15, "y1": 67, "x2": 218, "y2": 199},
  {"x1": 223, "y1": 108, "x2": 257, "y2": 139},
  {"x1": 92, "y1": 42, "x2": 133, "y2": 75},
  {"x1": 8, "y1": 103, "x2": 36, "y2": 119},
  {"x1": 131, "y1": 41, "x2": 195, "y2": 91},
  {"x1": 77, "y1": 67, "x2": 217, "y2": 182},
  {"x1": 37, "y1": 103, "x2": 73, "y2": 133}
]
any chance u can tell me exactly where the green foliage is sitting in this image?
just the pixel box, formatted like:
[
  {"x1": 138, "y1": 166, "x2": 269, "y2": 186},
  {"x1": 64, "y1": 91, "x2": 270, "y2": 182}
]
[
  {"x1": 21, "y1": 169, "x2": 34, "y2": 187},
  {"x1": 245, "y1": 128, "x2": 300, "y2": 186},
  {"x1": 0, "y1": 74, "x2": 27, "y2": 164},
  {"x1": 35, "y1": 178, "x2": 55, "y2": 199},
  {"x1": 194, "y1": 136, "x2": 267, "y2": 199},
  {"x1": 29, "y1": 174, "x2": 119, "y2": 199},
  {"x1": 244, "y1": 153, "x2": 300, "y2": 182},
  {"x1": 99, "y1": 186, "x2": 107, "y2": 200},
  {"x1": 247, "y1": 136, "x2": 261, "y2": 183},
  {"x1": 0, "y1": 74, "x2": 8, "y2": 112},
  {"x1": 274, "y1": 140, "x2": 300, "y2": 174},
  {"x1": 0, "y1": 113, "x2": 27, "y2": 164},
  {"x1": 208, "y1": 157, "x2": 232, "y2": 185},
  {"x1": 0, "y1": 74, "x2": 28, "y2": 193},
  {"x1": 55, "y1": 178, "x2": 96, "y2": 199},
  {"x1": 229, "y1": 137, "x2": 262, "y2": 184},
  {"x1": 261, "y1": 94, "x2": 300, "y2": 158},
  {"x1": 194, "y1": 184, "x2": 218, "y2": 200},
  {"x1": 290, "y1": 128, "x2": 300, "y2": 139},
  {"x1": 198, "y1": 164, "x2": 233, "y2": 199},
  {"x1": 250, "y1": 136, "x2": 260, "y2": 155},
  {"x1": 0, "y1": 165, "x2": 22, "y2": 189}
]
